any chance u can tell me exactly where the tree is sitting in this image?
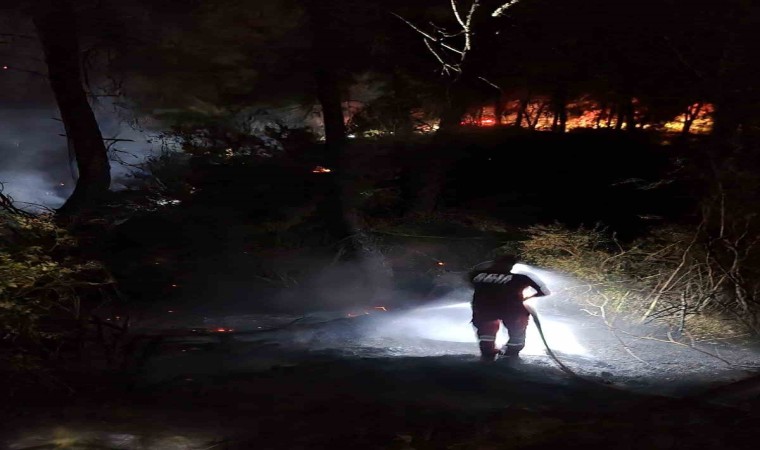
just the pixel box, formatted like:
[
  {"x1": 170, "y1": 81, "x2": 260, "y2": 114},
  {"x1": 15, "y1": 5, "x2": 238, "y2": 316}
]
[
  {"x1": 304, "y1": 0, "x2": 357, "y2": 248},
  {"x1": 661, "y1": 0, "x2": 759, "y2": 142},
  {"x1": 394, "y1": 0, "x2": 504, "y2": 133},
  {"x1": 395, "y1": 1, "x2": 524, "y2": 214},
  {"x1": 32, "y1": 0, "x2": 110, "y2": 216}
]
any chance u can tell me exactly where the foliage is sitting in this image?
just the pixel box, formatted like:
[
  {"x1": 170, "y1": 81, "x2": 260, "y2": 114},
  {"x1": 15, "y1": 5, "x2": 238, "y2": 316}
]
[
  {"x1": 159, "y1": 112, "x2": 288, "y2": 163},
  {"x1": 136, "y1": 146, "x2": 193, "y2": 198},
  {"x1": 346, "y1": 72, "x2": 443, "y2": 137},
  {"x1": 116, "y1": 0, "x2": 311, "y2": 114},
  {"x1": 520, "y1": 223, "x2": 621, "y2": 282},
  {"x1": 0, "y1": 211, "x2": 114, "y2": 381},
  {"x1": 521, "y1": 221, "x2": 759, "y2": 340}
]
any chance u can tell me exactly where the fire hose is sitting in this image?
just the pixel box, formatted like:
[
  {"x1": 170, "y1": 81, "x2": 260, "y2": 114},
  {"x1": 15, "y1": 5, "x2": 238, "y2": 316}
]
[{"x1": 523, "y1": 302, "x2": 587, "y2": 382}]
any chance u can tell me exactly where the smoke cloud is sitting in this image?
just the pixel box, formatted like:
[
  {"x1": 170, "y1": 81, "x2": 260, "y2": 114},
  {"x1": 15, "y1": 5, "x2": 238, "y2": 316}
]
[{"x1": 0, "y1": 102, "x2": 163, "y2": 211}]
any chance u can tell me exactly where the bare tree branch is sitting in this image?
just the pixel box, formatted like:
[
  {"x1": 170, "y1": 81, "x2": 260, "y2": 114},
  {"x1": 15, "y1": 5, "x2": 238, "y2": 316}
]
[
  {"x1": 477, "y1": 76, "x2": 501, "y2": 91},
  {"x1": 0, "y1": 182, "x2": 35, "y2": 217},
  {"x1": 492, "y1": 0, "x2": 522, "y2": 17},
  {"x1": 460, "y1": 0, "x2": 480, "y2": 54},
  {"x1": 424, "y1": 38, "x2": 459, "y2": 76},
  {"x1": 450, "y1": 0, "x2": 466, "y2": 29},
  {"x1": 391, "y1": 12, "x2": 464, "y2": 56}
]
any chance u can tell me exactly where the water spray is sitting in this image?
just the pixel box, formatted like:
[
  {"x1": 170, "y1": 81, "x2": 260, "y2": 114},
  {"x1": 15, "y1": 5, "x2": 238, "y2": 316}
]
[{"x1": 468, "y1": 261, "x2": 590, "y2": 377}]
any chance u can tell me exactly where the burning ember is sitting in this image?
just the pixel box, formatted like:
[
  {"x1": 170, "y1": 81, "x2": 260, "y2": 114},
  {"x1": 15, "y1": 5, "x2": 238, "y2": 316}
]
[{"x1": 312, "y1": 166, "x2": 332, "y2": 173}]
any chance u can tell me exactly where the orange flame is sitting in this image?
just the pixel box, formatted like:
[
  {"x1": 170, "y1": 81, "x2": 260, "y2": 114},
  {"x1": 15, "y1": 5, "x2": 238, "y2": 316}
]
[{"x1": 464, "y1": 100, "x2": 714, "y2": 134}]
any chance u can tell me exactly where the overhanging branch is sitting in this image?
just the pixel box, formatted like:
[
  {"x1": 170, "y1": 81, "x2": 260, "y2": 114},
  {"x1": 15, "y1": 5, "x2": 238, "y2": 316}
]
[{"x1": 391, "y1": 12, "x2": 464, "y2": 56}]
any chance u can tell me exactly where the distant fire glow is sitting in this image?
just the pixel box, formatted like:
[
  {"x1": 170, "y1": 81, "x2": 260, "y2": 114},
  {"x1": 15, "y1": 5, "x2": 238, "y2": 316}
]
[
  {"x1": 461, "y1": 100, "x2": 714, "y2": 135},
  {"x1": 312, "y1": 166, "x2": 331, "y2": 173},
  {"x1": 662, "y1": 102, "x2": 714, "y2": 134}
]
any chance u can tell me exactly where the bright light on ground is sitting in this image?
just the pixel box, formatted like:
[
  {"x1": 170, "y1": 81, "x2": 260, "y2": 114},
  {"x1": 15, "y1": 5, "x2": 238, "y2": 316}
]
[
  {"x1": 394, "y1": 300, "x2": 587, "y2": 356},
  {"x1": 369, "y1": 263, "x2": 586, "y2": 357}
]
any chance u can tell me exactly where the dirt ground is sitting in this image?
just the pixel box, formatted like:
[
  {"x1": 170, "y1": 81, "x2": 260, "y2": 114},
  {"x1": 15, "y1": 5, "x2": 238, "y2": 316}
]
[
  {"x1": 4, "y1": 269, "x2": 760, "y2": 449},
  {"x1": 4, "y1": 350, "x2": 760, "y2": 449}
]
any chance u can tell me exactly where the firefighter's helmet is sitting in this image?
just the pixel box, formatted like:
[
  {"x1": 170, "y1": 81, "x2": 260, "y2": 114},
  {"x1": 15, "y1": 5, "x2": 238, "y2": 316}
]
[{"x1": 492, "y1": 254, "x2": 518, "y2": 270}]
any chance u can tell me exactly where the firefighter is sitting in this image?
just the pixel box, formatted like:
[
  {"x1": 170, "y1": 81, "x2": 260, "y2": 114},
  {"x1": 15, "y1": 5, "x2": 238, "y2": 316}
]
[{"x1": 469, "y1": 254, "x2": 551, "y2": 361}]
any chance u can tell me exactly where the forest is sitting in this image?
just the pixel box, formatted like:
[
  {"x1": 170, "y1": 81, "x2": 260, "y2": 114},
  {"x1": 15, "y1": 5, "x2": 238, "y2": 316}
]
[{"x1": 1, "y1": 1, "x2": 760, "y2": 449}]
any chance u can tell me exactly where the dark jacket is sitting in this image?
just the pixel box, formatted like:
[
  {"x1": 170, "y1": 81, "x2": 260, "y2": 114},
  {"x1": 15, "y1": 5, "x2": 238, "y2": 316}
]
[{"x1": 469, "y1": 269, "x2": 549, "y2": 317}]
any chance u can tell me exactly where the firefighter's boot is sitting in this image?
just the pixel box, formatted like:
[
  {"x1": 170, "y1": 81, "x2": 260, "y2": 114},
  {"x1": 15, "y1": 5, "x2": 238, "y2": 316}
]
[{"x1": 479, "y1": 341, "x2": 499, "y2": 362}]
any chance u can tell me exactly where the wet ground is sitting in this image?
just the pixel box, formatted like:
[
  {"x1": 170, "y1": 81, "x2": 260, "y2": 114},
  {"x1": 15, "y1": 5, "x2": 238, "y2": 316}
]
[
  {"x1": 4, "y1": 267, "x2": 760, "y2": 449},
  {"x1": 126, "y1": 266, "x2": 760, "y2": 398}
]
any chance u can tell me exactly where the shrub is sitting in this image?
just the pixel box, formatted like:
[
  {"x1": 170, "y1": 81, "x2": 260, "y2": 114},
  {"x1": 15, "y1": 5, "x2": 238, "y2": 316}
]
[
  {"x1": 1, "y1": 210, "x2": 114, "y2": 386},
  {"x1": 521, "y1": 222, "x2": 759, "y2": 340}
]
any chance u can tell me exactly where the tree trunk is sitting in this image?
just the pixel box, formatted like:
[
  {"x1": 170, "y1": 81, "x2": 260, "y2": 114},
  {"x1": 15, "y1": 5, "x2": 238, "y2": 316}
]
[
  {"x1": 33, "y1": 0, "x2": 110, "y2": 216},
  {"x1": 606, "y1": 105, "x2": 614, "y2": 128},
  {"x1": 682, "y1": 102, "x2": 702, "y2": 137},
  {"x1": 437, "y1": 84, "x2": 470, "y2": 133},
  {"x1": 403, "y1": 81, "x2": 469, "y2": 215},
  {"x1": 624, "y1": 97, "x2": 636, "y2": 131},
  {"x1": 306, "y1": 0, "x2": 362, "y2": 260},
  {"x1": 614, "y1": 104, "x2": 624, "y2": 130},
  {"x1": 391, "y1": 71, "x2": 415, "y2": 136},
  {"x1": 528, "y1": 103, "x2": 546, "y2": 130},
  {"x1": 307, "y1": 0, "x2": 394, "y2": 299},
  {"x1": 712, "y1": 100, "x2": 742, "y2": 143},
  {"x1": 595, "y1": 102, "x2": 606, "y2": 129},
  {"x1": 551, "y1": 86, "x2": 567, "y2": 133},
  {"x1": 682, "y1": 115, "x2": 694, "y2": 136},
  {"x1": 494, "y1": 92, "x2": 504, "y2": 126},
  {"x1": 515, "y1": 95, "x2": 529, "y2": 128},
  {"x1": 314, "y1": 68, "x2": 355, "y2": 244}
]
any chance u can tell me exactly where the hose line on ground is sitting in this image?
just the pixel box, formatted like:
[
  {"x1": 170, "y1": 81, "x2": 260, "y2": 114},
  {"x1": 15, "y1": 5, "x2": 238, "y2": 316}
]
[{"x1": 523, "y1": 302, "x2": 587, "y2": 381}]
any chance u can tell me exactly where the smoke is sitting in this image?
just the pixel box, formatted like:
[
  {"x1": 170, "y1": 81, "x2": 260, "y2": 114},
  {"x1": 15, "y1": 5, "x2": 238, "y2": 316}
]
[
  {"x1": 0, "y1": 102, "x2": 165, "y2": 211},
  {"x1": 1, "y1": 26, "x2": 163, "y2": 210},
  {"x1": 0, "y1": 107, "x2": 71, "y2": 209},
  {"x1": 93, "y1": 100, "x2": 166, "y2": 190}
]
